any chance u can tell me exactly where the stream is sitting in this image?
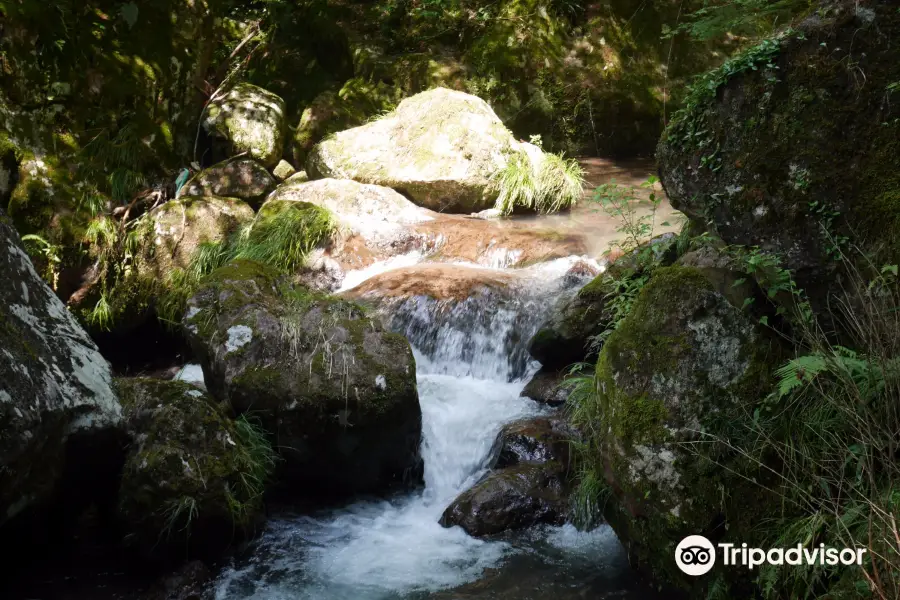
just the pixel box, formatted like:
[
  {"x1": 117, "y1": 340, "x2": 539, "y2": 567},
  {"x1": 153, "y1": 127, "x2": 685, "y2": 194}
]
[{"x1": 210, "y1": 255, "x2": 661, "y2": 600}]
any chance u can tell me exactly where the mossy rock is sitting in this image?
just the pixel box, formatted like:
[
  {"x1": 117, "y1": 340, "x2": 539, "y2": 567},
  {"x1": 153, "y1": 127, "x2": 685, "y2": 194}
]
[
  {"x1": 202, "y1": 83, "x2": 287, "y2": 169},
  {"x1": 590, "y1": 265, "x2": 783, "y2": 593},
  {"x1": 181, "y1": 159, "x2": 277, "y2": 209},
  {"x1": 307, "y1": 88, "x2": 523, "y2": 213},
  {"x1": 116, "y1": 378, "x2": 272, "y2": 559},
  {"x1": 527, "y1": 273, "x2": 613, "y2": 369},
  {"x1": 182, "y1": 259, "x2": 422, "y2": 499},
  {"x1": 658, "y1": 3, "x2": 900, "y2": 311}
]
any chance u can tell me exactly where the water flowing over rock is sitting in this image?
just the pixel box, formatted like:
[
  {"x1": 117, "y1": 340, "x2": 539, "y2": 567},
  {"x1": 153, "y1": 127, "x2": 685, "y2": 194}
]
[
  {"x1": 657, "y1": 4, "x2": 900, "y2": 305},
  {"x1": 520, "y1": 368, "x2": 571, "y2": 406},
  {"x1": 181, "y1": 158, "x2": 277, "y2": 208},
  {"x1": 306, "y1": 88, "x2": 521, "y2": 213},
  {"x1": 0, "y1": 210, "x2": 123, "y2": 531},
  {"x1": 202, "y1": 83, "x2": 287, "y2": 169},
  {"x1": 183, "y1": 260, "x2": 422, "y2": 499},
  {"x1": 357, "y1": 258, "x2": 596, "y2": 382},
  {"x1": 439, "y1": 462, "x2": 568, "y2": 536}
]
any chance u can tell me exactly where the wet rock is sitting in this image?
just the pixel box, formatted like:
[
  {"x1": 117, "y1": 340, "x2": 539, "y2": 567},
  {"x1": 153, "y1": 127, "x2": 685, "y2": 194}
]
[
  {"x1": 589, "y1": 265, "x2": 784, "y2": 589},
  {"x1": 183, "y1": 260, "x2": 422, "y2": 498},
  {"x1": 527, "y1": 274, "x2": 611, "y2": 370},
  {"x1": 657, "y1": 4, "x2": 900, "y2": 309},
  {"x1": 138, "y1": 560, "x2": 212, "y2": 600},
  {"x1": 181, "y1": 159, "x2": 276, "y2": 208},
  {"x1": 116, "y1": 378, "x2": 272, "y2": 559},
  {"x1": 202, "y1": 83, "x2": 287, "y2": 168},
  {"x1": 520, "y1": 368, "x2": 570, "y2": 407},
  {"x1": 493, "y1": 416, "x2": 573, "y2": 469},
  {"x1": 0, "y1": 210, "x2": 123, "y2": 532},
  {"x1": 307, "y1": 88, "x2": 524, "y2": 213},
  {"x1": 343, "y1": 264, "x2": 515, "y2": 302},
  {"x1": 439, "y1": 462, "x2": 568, "y2": 536}
]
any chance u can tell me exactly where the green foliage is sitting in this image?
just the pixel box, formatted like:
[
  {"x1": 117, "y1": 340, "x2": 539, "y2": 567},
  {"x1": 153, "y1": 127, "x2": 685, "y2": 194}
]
[
  {"x1": 229, "y1": 414, "x2": 279, "y2": 525},
  {"x1": 667, "y1": 0, "x2": 811, "y2": 42},
  {"x1": 231, "y1": 202, "x2": 334, "y2": 273},
  {"x1": 492, "y1": 149, "x2": 584, "y2": 215},
  {"x1": 727, "y1": 245, "x2": 814, "y2": 326},
  {"x1": 591, "y1": 176, "x2": 662, "y2": 255},
  {"x1": 20, "y1": 234, "x2": 63, "y2": 290},
  {"x1": 690, "y1": 262, "x2": 900, "y2": 598},
  {"x1": 80, "y1": 123, "x2": 149, "y2": 203}
]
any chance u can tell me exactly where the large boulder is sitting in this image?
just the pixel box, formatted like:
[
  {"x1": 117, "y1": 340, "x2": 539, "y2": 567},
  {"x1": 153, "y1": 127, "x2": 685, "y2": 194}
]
[
  {"x1": 586, "y1": 265, "x2": 782, "y2": 590},
  {"x1": 180, "y1": 159, "x2": 277, "y2": 208},
  {"x1": 0, "y1": 211, "x2": 123, "y2": 532},
  {"x1": 492, "y1": 416, "x2": 573, "y2": 469},
  {"x1": 116, "y1": 378, "x2": 272, "y2": 559},
  {"x1": 202, "y1": 83, "x2": 287, "y2": 169},
  {"x1": 262, "y1": 178, "x2": 433, "y2": 259},
  {"x1": 307, "y1": 88, "x2": 522, "y2": 213},
  {"x1": 182, "y1": 260, "x2": 422, "y2": 498},
  {"x1": 658, "y1": 4, "x2": 900, "y2": 305}
]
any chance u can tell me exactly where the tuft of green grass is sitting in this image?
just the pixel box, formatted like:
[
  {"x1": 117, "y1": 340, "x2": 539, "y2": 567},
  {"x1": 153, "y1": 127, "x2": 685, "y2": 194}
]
[
  {"x1": 493, "y1": 149, "x2": 584, "y2": 215},
  {"x1": 231, "y1": 202, "x2": 334, "y2": 273},
  {"x1": 229, "y1": 414, "x2": 278, "y2": 525}
]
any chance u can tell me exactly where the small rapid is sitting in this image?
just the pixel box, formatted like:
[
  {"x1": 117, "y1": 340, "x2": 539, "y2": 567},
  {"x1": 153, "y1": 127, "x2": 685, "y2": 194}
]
[{"x1": 213, "y1": 256, "x2": 650, "y2": 600}]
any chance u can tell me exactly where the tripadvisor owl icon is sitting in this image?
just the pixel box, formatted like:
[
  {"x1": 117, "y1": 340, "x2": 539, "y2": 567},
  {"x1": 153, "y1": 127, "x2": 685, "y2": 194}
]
[{"x1": 676, "y1": 535, "x2": 716, "y2": 576}]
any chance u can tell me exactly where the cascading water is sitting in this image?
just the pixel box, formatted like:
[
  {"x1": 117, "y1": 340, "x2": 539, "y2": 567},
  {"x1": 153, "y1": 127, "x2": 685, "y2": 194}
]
[{"x1": 214, "y1": 257, "x2": 654, "y2": 600}]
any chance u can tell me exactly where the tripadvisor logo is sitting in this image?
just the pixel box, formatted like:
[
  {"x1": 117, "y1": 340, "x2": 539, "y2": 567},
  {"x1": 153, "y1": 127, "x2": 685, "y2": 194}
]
[{"x1": 675, "y1": 535, "x2": 867, "y2": 576}]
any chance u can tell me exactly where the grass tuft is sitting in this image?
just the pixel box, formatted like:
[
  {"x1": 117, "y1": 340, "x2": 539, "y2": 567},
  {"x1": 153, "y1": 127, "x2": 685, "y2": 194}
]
[
  {"x1": 492, "y1": 149, "x2": 584, "y2": 215},
  {"x1": 231, "y1": 202, "x2": 334, "y2": 273}
]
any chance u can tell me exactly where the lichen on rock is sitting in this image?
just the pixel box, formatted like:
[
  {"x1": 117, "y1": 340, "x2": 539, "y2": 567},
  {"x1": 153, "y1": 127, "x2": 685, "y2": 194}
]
[
  {"x1": 182, "y1": 259, "x2": 422, "y2": 499},
  {"x1": 180, "y1": 159, "x2": 277, "y2": 208}
]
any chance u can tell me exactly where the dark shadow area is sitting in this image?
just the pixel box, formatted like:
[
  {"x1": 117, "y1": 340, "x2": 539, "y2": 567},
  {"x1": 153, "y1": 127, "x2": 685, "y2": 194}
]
[{"x1": 93, "y1": 316, "x2": 193, "y2": 376}]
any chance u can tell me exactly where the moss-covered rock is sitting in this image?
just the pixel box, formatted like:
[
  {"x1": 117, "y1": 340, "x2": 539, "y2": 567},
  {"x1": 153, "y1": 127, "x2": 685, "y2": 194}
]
[
  {"x1": 658, "y1": 3, "x2": 900, "y2": 307},
  {"x1": 116, "y1": 378, "x2": 272, "y2": 559},
  {"x1": 439, "y1": 462, "x2": 568, "y2": 536},
  {"x1": 307, "y1": 88, "x2": 526, "y2": 213},
  {"x1": 0, "y1": 210, "x2": 123, "y2": 532},
  {"x1": 139, "y1": 197, "x2": 254, "y2": 280},
  {"x1": 182, "y1": 259, "x2": 422, "y2": 499},
  {"x1": 202, "y1": 83, "x2": 287, "y2": 169},
  {"x1": 589, "y1": 265, "x2": 782, "y2": 592},
  {"x1": 181, "y1": 159, "x2": 277, "y2": 209},
  {"x1": 527, "y1": 273, "x2": 613, "y2": 369}
]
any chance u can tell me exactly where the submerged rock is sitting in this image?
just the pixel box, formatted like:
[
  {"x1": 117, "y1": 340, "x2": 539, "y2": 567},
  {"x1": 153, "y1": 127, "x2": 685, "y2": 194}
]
[
  {"x1": 0, "y1": 210, "x2": 123, "y2": 531},
  {"x1": 657, "y1": 4, "x2": 900, "y2": 304},
  {"x1": 202, "y1": 83, "x2": 287, "y2": 168},
  {"x1": 183, "y1": 260, "x2": 422, "y2": 498},
  {"x1": 181, "y1": 159, "x2": 276, "y2": 208},
  {"x1": 116, "y1": 378, "x2": 271, "y2": 559},
  {"x1": 590, "y1": 265, "x2": 782, "y2": 589},
  {"x1": 439, "y1": 462, "x2": 568, "y2": 536},
  {"x1": 307, "y1": 88, "x2": 522, "y2": 213},
  {"x1": 343, "y1": 264, "x2": 515, "y2": 302}
]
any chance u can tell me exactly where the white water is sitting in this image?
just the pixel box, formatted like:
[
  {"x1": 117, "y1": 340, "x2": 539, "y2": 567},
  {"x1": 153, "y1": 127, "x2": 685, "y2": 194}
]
[{"x1": 214, "y1": 258, "x2": 639, "y2": 600}]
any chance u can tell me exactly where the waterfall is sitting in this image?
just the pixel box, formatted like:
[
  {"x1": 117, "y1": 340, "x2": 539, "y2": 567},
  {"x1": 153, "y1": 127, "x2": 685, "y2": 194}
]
[{"x1": 213, "y1": 256, "x2": 637, "y2": 600}]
